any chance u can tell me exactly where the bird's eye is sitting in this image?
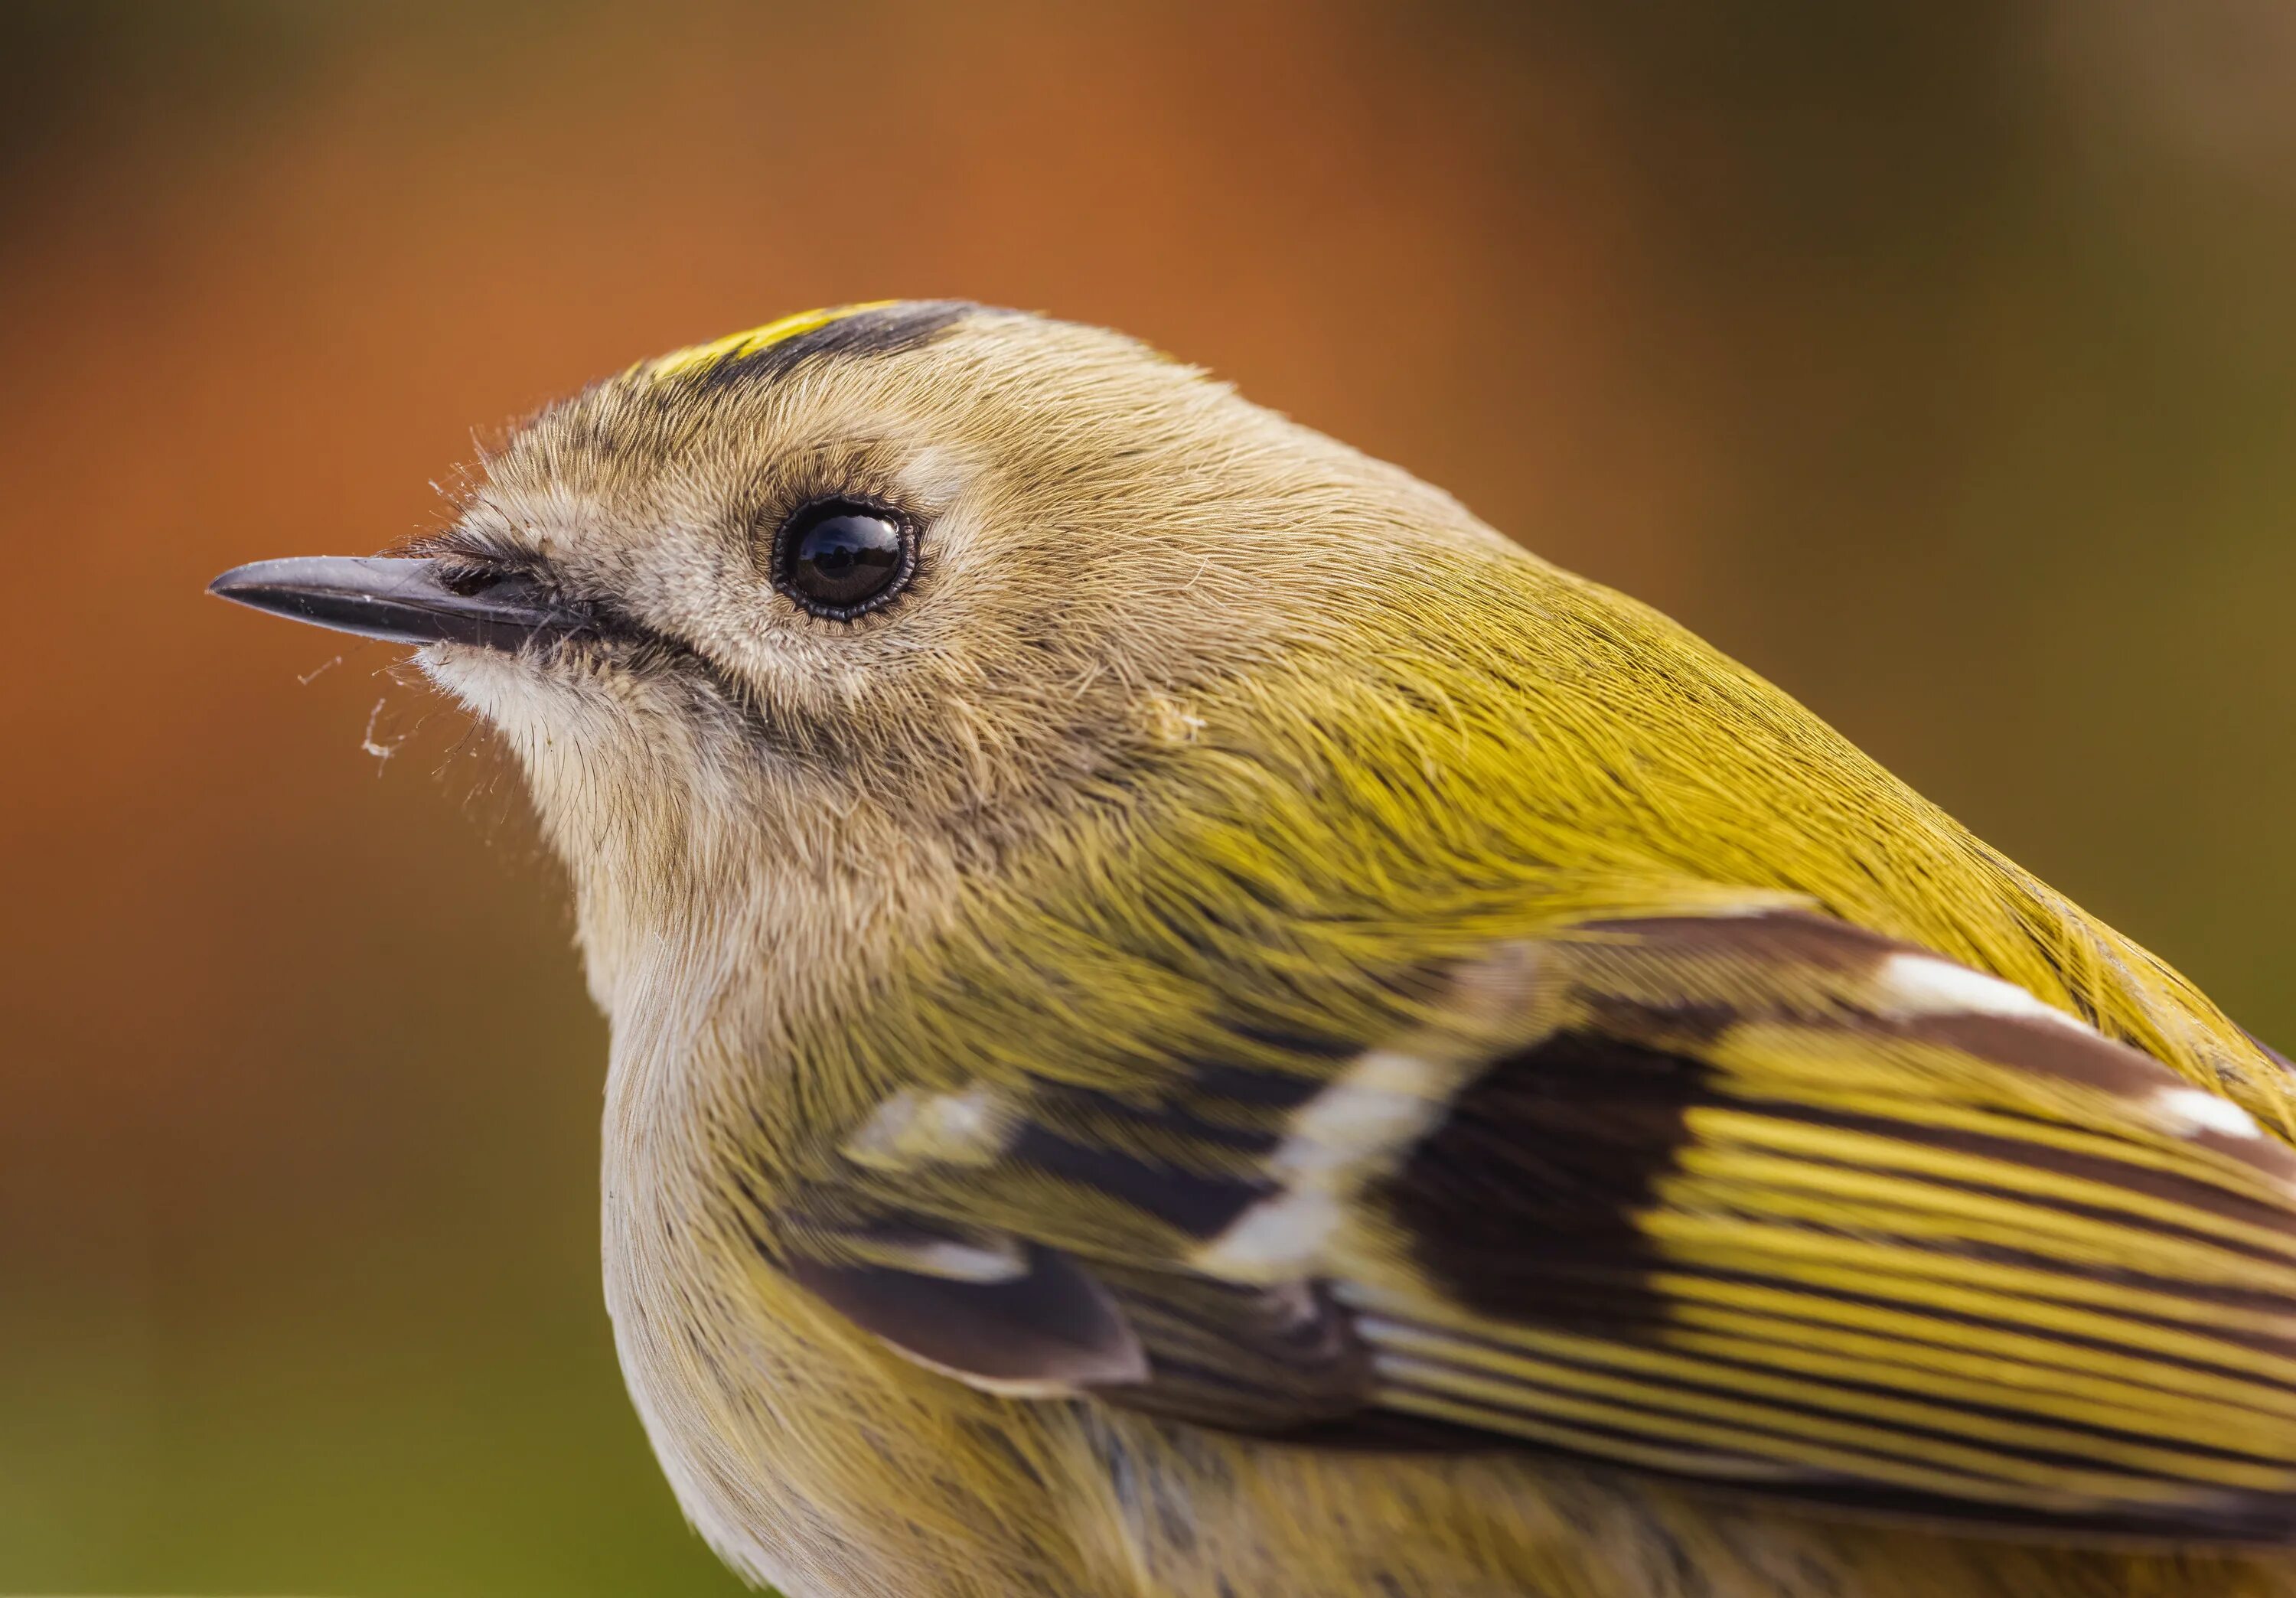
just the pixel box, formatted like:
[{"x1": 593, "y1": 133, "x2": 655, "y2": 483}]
[{"x1": 771, "y1": 499, "x2": 914, "y2": 619}]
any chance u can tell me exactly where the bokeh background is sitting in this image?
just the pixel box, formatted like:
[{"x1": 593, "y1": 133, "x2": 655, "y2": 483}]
[{"x1": 4, "y1": 1, "x2": 2294, "y2": 1592}]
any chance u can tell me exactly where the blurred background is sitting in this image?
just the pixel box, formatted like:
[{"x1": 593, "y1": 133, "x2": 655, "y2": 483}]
[{"x1": 3, "y1": 0, "x2": 2294, "y2": 1592}]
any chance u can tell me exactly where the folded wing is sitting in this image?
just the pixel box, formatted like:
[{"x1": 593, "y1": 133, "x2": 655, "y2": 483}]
[{"x1": 781, "y1": 908, "x2": 2296, "y2": 1541}]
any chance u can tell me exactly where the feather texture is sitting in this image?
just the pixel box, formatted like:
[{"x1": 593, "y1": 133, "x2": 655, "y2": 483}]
[
  {"x1": 393, "y1": 302, "x2": 2296, "y2": 1596},
  {"x1": 771, "y1": 907, "x2": 2296, "y2": 1541}
]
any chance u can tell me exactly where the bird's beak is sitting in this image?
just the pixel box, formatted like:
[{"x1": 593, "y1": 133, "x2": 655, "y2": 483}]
[{"x1": 207, "y1": 556, "x2": 579, "y2": 652}]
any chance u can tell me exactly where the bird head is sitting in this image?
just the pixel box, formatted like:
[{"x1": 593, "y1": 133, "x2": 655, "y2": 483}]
[{"x1": 212, "y1": 302, "x2": 1517, "y2": 1007}]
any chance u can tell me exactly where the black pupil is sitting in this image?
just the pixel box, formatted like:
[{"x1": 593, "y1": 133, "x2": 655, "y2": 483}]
[{"x1": 788, "y1": 507, "x2": 902, "y2": 610}]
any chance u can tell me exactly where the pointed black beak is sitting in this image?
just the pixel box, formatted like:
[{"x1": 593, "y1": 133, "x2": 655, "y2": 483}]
[{"x1": 207, "y1": 556, "x2": 580, "y2": 651}]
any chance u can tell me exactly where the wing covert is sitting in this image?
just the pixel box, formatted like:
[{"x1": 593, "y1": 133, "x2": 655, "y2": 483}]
[{"x1": 776, "y1": 906, "x2": 2296, "y2": 1541}]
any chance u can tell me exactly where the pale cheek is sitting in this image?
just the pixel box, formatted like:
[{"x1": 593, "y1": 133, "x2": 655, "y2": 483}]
[
  {"x1": 419, "y1": 644, "x2": 664, "y2": 758},
  {"x1": 417, "y1": 644, "x2": 572, "y2": 742},
  {"x1": 417, "y1": 645, "x2": 722, "y2": 850}
]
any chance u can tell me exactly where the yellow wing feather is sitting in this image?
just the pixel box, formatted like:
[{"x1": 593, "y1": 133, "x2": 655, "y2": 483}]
[
  {"x1": 784, "y1": 906, "x2": 2296, "y2": 1539},
  {"x1": 1326, "y1": 912, "x2": 2296, "y2": 1534}
]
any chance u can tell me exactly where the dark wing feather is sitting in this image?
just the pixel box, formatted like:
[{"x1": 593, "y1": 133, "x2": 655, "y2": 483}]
[
  {"x1": 784, "y1": 1225, "x2": 1147, "y2": 1396},
  {"x1": 780, "y1": 908, "x2": 2296, "y2": 1541}
]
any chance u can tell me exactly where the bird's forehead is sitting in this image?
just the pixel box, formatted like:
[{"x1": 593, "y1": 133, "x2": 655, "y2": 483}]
[{"x1": 469, "y1": 302, "x2": 991, "y2": 540}]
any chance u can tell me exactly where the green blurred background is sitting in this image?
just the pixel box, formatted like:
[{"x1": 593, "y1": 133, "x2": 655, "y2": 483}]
[{"x1": 2, "y1": 1, "x2": 2292, "y2": 1592}]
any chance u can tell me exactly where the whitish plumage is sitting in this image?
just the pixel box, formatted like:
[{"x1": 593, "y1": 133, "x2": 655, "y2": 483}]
[{"x1": 215, "y1": 302, "x2": 2296, "y2": 1596}]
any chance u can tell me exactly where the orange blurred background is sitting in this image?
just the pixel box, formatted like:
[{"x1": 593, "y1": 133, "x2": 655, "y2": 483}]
[{"x1": 3, "y1": 2, "x2": 2293, "y2": 1592}]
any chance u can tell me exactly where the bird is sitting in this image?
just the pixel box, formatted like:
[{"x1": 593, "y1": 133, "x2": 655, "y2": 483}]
[{"x1": 210, "y1": 300, "x2": 2296, "y2": 1598}]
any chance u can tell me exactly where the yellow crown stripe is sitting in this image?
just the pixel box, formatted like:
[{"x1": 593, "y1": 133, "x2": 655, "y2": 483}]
[{"x1": 641, "y1": 302, "x2": 902, "y2": 380}]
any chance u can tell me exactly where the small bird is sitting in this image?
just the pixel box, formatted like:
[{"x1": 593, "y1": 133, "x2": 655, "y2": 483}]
[{"x1": 214, "y1": 302, "x2": 2296, "y2": 1598}]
